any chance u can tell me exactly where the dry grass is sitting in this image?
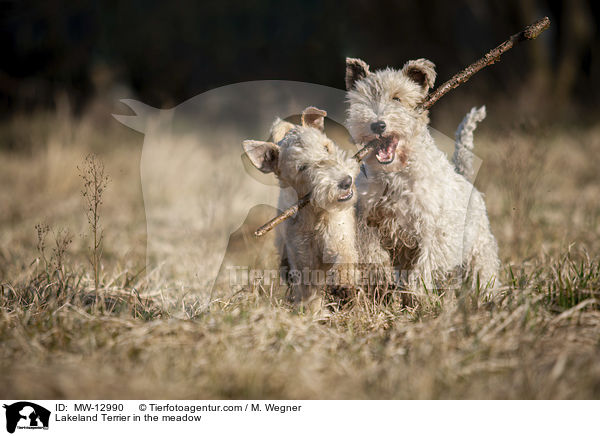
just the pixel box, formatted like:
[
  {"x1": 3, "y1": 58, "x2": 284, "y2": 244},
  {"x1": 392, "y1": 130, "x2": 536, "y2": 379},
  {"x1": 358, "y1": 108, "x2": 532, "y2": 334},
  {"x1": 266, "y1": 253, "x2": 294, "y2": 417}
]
[{"x1": 1, "y1": 107, "x2": 599, "y2": 399}]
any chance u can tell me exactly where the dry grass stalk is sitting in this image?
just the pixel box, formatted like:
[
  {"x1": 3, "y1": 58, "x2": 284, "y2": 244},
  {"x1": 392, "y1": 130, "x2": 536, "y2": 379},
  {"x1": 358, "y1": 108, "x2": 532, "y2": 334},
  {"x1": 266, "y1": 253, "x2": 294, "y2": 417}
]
[{"x1": 79, "y1": 153, "x2": 110, "y2": 291}]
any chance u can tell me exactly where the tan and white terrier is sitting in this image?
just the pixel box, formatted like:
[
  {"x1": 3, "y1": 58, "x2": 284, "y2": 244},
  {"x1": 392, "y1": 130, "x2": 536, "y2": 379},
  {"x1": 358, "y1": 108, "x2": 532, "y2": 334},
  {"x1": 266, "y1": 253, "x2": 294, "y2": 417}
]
[{"x1": 243, "y1": 107, "x2": 360, "y2": 302}]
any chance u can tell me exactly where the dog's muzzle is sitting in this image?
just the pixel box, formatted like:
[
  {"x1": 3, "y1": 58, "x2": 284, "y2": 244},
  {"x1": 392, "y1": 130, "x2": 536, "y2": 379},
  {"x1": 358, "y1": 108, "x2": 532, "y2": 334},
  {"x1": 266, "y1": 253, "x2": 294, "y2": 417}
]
[
  {"x1": 375, "y1": 135, "x2": 400, "y2": 164},
  {"x1": 337, "y1": 188, "x2": 354, "y2": 202}
]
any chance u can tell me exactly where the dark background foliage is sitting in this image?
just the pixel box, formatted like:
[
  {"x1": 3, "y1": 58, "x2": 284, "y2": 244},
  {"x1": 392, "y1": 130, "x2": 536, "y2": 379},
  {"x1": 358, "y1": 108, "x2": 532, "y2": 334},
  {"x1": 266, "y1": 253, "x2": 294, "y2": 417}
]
[{"x1": 1, "y1": 0, "x2": 598, "y2": 122}]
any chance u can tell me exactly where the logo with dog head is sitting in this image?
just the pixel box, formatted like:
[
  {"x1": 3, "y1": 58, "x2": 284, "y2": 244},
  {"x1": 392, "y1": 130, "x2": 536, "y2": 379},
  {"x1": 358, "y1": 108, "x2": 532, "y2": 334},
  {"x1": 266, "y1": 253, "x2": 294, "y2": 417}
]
[{"x1": 3, "y1": 402, "x2": 50, "y2": 433}]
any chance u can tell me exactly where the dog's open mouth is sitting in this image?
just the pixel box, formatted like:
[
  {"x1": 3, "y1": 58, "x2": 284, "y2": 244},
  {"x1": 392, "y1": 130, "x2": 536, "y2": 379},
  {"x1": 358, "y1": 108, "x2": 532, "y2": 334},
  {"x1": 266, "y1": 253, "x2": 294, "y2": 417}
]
[
  {"x1": 375, "y1": 135, "x2": 399, "y2": 164},
  {"x1": 337, "y1": 188, "x2": 354, "y2": 202}
]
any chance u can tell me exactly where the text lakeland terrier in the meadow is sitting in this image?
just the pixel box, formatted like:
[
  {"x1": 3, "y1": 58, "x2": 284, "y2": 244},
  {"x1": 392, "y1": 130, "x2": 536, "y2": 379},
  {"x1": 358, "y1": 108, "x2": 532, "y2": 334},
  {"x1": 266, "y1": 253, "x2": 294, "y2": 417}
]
[
  {"x1": 243, "y1": 107, "x2": 360, "y2": 302},
  {"x1": 345, "y1": 57, "x2": 500, "y2": 292}
]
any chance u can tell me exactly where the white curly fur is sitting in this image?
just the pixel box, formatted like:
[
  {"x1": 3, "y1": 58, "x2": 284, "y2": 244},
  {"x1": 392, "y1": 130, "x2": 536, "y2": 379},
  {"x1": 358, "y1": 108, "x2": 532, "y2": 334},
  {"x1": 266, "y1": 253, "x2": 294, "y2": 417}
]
[{"x1": 346, "y1": 58, "x2": 500, "y2": 292}]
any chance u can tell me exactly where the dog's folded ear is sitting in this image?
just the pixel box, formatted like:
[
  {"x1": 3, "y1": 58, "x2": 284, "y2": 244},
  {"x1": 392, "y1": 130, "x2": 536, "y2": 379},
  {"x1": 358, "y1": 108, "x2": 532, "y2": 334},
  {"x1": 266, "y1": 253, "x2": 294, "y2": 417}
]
[
  {"x1": 345, "y1": 58, "x2": 370, "y2": 90},
  {"x1": 270, "y1": 118, "x2": 295, "y2": 143},
  {"x1": 242, "y1": 140, "x2": 279, "y2": 174},
  {"x1": 301, "y1": 106, "x2": 327, "y2": 131},
  {"x1": 402, "y1": 59, "x2": 436, "y2": 92}
]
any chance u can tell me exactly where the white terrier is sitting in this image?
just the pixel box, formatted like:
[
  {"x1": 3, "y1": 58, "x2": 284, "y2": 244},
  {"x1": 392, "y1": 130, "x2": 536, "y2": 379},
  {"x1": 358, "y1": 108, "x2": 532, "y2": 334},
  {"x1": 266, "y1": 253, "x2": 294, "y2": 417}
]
[{"x1": 345, "y1": 57, "x2": 500, "y2": 292}]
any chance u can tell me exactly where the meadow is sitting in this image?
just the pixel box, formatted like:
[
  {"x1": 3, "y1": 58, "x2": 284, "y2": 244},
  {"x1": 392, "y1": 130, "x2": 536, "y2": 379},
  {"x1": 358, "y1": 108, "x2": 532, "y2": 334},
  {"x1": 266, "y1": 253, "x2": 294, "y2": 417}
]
[{"x1": 1, "y1": 100, "x2": 599, "y2": 399}]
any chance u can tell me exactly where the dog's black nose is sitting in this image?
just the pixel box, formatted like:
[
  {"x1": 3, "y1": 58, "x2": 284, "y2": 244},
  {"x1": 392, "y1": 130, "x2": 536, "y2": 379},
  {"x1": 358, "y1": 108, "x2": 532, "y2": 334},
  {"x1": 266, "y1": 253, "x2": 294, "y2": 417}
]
[
  {"x1": 338, "y1": 175, "x2": 353, "y2": 190},
  {"x1": 370, "y1": 120, "x2": 386, "y2": 134}
]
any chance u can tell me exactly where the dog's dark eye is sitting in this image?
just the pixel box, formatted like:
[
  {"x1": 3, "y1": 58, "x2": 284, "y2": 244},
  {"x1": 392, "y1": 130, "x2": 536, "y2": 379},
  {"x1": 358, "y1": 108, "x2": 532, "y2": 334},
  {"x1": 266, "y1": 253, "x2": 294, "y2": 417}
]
[
  {"x1": 297, "y1": 164, "x2": 307, "y2": 172},
  {"x1": 392, "y1": 96, "x2": 401, "y2": 102}
]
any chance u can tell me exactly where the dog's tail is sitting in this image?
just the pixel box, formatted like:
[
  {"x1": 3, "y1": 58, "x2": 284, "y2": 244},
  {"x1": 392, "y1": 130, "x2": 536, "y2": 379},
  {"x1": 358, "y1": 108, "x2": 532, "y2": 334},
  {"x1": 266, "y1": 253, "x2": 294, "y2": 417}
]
[{"x1": 453, "y1": 106, "x2": 486, "y2": 180}]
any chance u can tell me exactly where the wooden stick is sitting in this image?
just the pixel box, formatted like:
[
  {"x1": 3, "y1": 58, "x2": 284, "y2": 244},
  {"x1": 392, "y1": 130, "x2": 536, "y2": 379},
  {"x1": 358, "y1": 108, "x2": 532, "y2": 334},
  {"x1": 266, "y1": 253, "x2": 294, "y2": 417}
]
[
  {"x1": 421, "y1": 16, "x2": 550, "y2": 110},
  {"x1": 254, "y1": 195, "x2": 309, "y2": 238},
  {"x1": 254, "y1": 17, "x2": 550, "y2": 238}
]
